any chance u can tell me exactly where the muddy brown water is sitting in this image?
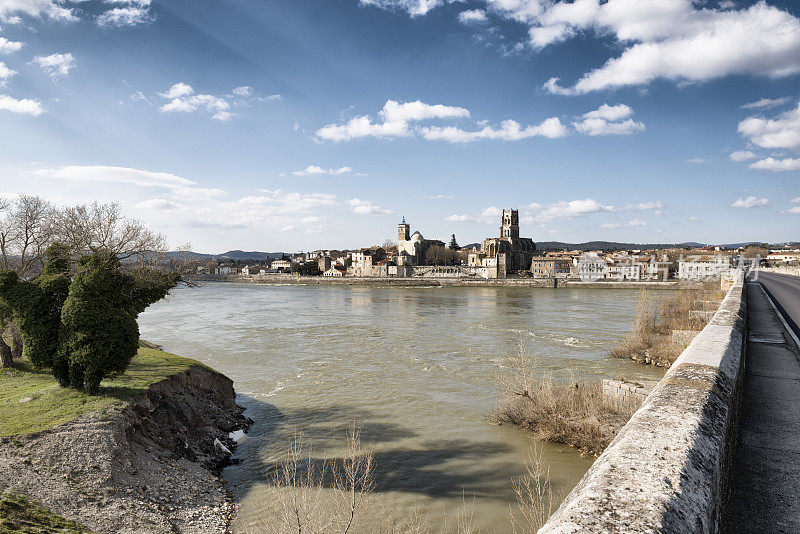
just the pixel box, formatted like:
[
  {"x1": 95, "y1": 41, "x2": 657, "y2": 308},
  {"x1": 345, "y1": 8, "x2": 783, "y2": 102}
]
[{"x1": 138, "y1": 282, "x2": 664, "y2": 532}]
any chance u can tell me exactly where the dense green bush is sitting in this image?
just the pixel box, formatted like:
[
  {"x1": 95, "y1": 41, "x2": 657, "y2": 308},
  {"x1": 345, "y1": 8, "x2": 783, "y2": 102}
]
[
  {"x1": 0, "y1": 244, "x2": 70, "y2": 370},
  {"x1": 0, "y1": 244, "x2": 178, "y2": 392},
  {"x1": 57, "y1": 253, "x2": 179, "y2": 393}
]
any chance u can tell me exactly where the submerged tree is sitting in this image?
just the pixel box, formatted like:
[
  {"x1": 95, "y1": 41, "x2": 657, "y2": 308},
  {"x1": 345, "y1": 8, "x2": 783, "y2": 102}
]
[
  {"x1": 0, "y1": 244, "x2": 71, "y2": 369},
  {"x1": 56, "y1": 253, "x2": 179, "y2": 393}
]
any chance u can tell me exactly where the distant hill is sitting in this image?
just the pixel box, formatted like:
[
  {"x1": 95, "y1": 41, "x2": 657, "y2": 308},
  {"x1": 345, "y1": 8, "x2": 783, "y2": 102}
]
[
  {"x1": 164, "y1": 250, "x2": 287, "y2": 262},
  {"x1": 534, "y1": 241, "x2": 706, "y2": 251}
]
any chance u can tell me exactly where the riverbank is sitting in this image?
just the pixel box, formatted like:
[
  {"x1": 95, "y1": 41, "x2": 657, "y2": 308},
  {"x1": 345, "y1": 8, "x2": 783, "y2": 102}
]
[
  {"x1": 187, "y1": 273, "x2": 693, "y2": 289},
  {"x1": 0, "y1": 346, "x2": 250, "y2": 534}
]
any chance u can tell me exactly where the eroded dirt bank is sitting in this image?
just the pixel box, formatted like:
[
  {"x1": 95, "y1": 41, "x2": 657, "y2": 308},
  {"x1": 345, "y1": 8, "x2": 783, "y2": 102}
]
[{"x1": 0, "y1": 365, "x2": 251, "y2": 533}]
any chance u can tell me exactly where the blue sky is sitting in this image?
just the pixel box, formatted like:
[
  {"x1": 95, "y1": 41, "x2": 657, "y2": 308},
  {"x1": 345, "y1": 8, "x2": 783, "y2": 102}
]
[{"x1": 1, "y1": 0, "x2": 799, "y2": 252}]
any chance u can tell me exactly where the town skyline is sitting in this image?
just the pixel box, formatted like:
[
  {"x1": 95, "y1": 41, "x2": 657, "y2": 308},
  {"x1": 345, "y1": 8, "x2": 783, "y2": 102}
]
[{"x1": 1, "y1": 0, "x2": 799, "y2": 251}]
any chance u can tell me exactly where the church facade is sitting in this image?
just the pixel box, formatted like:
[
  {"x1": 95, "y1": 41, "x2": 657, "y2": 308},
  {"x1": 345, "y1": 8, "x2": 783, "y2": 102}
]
[
  {"x1": 396, "y1": 217, "x2": 445, "y2": 269},
  {"x1": 468, "y1": 209, "x2": 536, "y2": 278}
]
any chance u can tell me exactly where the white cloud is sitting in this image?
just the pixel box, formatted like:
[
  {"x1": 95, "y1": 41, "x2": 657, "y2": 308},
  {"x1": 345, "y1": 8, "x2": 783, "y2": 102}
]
[
  {"x1": 685, "y1": 157, "x2": 707, "y2": 164},
  {"x1": 738, "y1": 102, "x2": 800, "y2": 153},
  {"x1": 580, "y1": 103, "x2": 632, "y2": 121},
  {"x1": 0, "y1": 37, "x2": 22, "y2": 54},
  {"x1": 359, "y1": 0, "x2": 442, "y2": 17},
  {"x1": 423, "y1": 194, "x2": 453, "y2": 199},
  {"x1": 0, "y1": 60, "x2": 16, "y2": 82},
  {"x1": 449, "y1": 206, "x2": 504, "y2": 224},
  {"x1": 157, "y1": 82, "x2": 233, "y2": 119},
  {"x1": 317, "y1": 99, "x2": 568, "y2": 143},
  {"x1": 33, "y1": 165, "x2": 226, "y2": 200},
  {"x1": 421, "y1": 117, "x2": 568, "y2": 142},
  {"x1": 159, "y1": 82, "x2": 193, "y2": 99},
  {"x1": 97, "y1": 1, "x2": 151, "y2": 27},
  {"x1": 748, "y1": 157, "x2": 800, "y2": 172},
  {"x1": 539, "y1": 2, "x2": 800, "y2": 95},
  {"x1": 629, "y1": 201, "x2": 664, "y2": 210},
  {"x1": 241, "y1": 189, "x2": 337, "y2": 213},
  {"x1": 731, "y1": 196, "x2": 770, "y2": 208},
  {"x1": 130, "y1": 90, "x2": 152, "y2": 105},
  {"x1": 601, "y1": 219, "x2": 647, "y2": 229},
  {"x1": 135, "y1": 198, "x2": 180, "y2": 210},
  {"x1": 347, "y1": 198, "x2": 393, "y2": 215},
  {"x1": 0, "y1": 93, "x2": 43, "y2": 115},
  {"x1": 793, "y1": 198, "x2": 800, "y2": 204},
  {"x1": 572, "y1": 103, "x2": 644, "y2": 136},
  {"x1": 459, "y1": 9, "x2": 488, "y2": 24},
  {"x1": 782, "y1": 206, "x2": 800, "y2": 215},
  {"x1": 287, "y1": 165, "x2": 352, "y2": 176},
  {"x1": 232, "y1": 85, "x2": 251, "y2": 96},
  {"x1": 35, "y1": 165, "x2": 195, "y2": 189},
  {"x1": 729, "y1": 150, "x2": 757, "y2": 161},
  {"x1": 535, "y1": 198, "x2": 614, "y2": 222},
  {"x1": 448, "y1": 200, "x2": 660, "y2": 226},
  {"x1": 0, "y1": 0, "x2": 76, "y2": 22},
  {"x1": 32, "y1": 52, "x2": 74, "y2": 79},
  {"x1": 316, "y1": 99, "x2": 470, "y2": 141},
  {"x1": 211, "y1": 110, "x2": 232, "y2": 121},
  {"x1": 741, "y1": 96, "x2": 792, "y2": 109}
]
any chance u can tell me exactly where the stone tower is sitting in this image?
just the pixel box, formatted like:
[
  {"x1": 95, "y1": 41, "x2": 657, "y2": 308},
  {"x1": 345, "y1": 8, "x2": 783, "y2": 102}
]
[
  {"x1": 398, "y1": 217, "x2": 410, "y2": 243},
  {"x1": 500, "y1": 209, "x2": 520, "y2": 240}
]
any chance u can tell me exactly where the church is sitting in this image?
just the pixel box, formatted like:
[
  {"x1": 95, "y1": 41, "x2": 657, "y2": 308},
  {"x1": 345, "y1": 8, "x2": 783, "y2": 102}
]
[
  {"x1": 396, "y1": 217, "x2": 445, "y2": 268},
  {"x1": 468, "y1": 209, "x2": 536, "y2": 278}
]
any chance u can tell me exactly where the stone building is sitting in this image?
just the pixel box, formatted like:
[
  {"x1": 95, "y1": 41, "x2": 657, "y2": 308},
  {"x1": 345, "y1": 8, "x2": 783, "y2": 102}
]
[
  {"x1": 396, "y1": 217, "x2": 444, "y2": 269},
  {"x1": 471, "y1": 209, "x2": 536, "y2": 278},
  {"x1": 530, "y1": 256, "x2": 572, "y2": 278}
]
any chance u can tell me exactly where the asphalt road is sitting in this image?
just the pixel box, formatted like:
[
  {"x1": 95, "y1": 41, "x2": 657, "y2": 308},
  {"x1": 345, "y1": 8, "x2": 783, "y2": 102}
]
[
  {"x1": 726, "y1": 279, "x2": 800, "y2": 532},
  {"x1": 756, "y1": 271, "x2": 800, "y2": 340}
]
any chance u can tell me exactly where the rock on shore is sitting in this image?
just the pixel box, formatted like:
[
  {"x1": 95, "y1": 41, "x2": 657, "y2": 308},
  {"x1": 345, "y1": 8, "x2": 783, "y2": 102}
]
[{"x1": 0, "y1": 365, "x2": 251, "y2": 534}]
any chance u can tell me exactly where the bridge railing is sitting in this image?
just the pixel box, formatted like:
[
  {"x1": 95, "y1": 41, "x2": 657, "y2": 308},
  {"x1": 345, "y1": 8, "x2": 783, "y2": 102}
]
[{"x1": 539, "y1": 271, "x2": 746, "y2": 534}]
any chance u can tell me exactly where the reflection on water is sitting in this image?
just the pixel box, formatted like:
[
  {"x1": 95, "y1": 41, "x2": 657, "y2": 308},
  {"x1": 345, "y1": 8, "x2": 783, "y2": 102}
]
[{"x1": 138, "y1": 283, "x2": 663, "y2": 532}]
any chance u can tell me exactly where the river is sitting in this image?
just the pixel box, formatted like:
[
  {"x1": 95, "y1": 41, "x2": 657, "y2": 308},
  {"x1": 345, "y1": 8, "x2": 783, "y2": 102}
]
[{"x1": 138, "y1": 282, "x2": 664, "y2": 533}]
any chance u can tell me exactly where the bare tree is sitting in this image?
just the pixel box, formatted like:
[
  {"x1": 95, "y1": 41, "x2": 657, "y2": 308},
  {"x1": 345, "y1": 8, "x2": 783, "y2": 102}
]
[
  {"x1": 259, "y1": 424, "x2": 375, "y2": 534},
  {"x1": 424, "y1": 245, "x2": 460, "y2": 266},
  {"x1": 0, "y1": 195, "x2": 56, "y2": 278},
  {"x1": 509, "y1": 443, "x2": 556, "y2": 533},
  {"x1": 54, "y1": 202, "x2": 166, "y2": 263}
]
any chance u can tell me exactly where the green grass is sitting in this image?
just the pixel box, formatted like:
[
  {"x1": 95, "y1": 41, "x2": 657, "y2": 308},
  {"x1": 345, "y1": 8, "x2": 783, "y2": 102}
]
[
  {"x1": 0, "y1": 347, "x2": 202, "y2": 437},
  {"x1": 0, "y1": 492, "x2": 92, "y2": 533}
]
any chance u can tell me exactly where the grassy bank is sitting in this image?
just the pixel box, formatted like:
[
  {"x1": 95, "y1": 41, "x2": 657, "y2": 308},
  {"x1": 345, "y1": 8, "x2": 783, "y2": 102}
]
[
  {"x1": 609, "y1": 280, "x2": 726, "y2": 367},
  {"x1": 0, "y1": 346, "x2": 200, "y2": 437},
  {"x1": 0, "y1": 492, "x2": 91, "y2": 534}
]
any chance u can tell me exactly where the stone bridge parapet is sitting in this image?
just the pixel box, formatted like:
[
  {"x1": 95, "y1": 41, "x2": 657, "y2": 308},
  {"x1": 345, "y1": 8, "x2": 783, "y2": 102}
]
[{"x1": 540, "y1": 272, "x2": 746, "y2": 534}]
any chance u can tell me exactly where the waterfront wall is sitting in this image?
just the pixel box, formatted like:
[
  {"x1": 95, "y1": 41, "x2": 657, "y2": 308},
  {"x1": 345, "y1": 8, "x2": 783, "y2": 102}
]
[
  {"x1": 540, "y1": 272, "x2": 746, "y2": 534},
  {"x1": 187, "y1": 274, "x2": 692, "y2": 289}
]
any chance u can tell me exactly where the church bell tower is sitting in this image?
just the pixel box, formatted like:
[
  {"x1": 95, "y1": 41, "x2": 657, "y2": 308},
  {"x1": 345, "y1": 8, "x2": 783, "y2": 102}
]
[
  {"x1": 500, "y1": 209, "x2": 520, "y2": 240},
  {"x1": 398, "y1": 217, "x2": 410, "y2": 243}
]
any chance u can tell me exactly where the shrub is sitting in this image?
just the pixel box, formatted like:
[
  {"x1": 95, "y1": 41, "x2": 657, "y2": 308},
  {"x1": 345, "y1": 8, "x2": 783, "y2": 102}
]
[
  {"x1": 56, "y1": 253, "x2": 178, "y2": 393},
  {"x1": 0, "y1": 244, "x2": 70, "y2": 370},
  {"x1": 610, "y1": 281, "x2": 725, "y2": 367},
  {"x1": 494, "y1": 344, "x2": 637, "y2": 457}
]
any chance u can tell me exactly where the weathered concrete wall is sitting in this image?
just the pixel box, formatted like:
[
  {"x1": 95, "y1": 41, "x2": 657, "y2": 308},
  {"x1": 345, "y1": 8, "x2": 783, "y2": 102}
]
[
  {"x1": 540, "y1": 272, "x2": 746, "y2": 534},
  {"x1": 671, "y1": 329, "x2": 700, "y2": 346},
  {"x1": 759, "y1": 266, "x2": 800, "y2": 277}
]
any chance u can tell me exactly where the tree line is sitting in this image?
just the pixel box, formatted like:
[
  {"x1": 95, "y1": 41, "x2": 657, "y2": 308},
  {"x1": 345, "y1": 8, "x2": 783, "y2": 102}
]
[{"x1": 0, "y1": 195, "x2": 179, "y2": 393}]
